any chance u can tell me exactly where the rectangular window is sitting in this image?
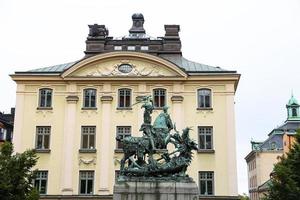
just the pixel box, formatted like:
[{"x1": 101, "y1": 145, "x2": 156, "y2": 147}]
[
  {"x1": 83, "y1": 89, "x2": 96, "y2": 108},
  {"x1": 199, "y1": 171, "x2": 214, "y2": 195},
  {"x1": 127, "y1": 46, "x2": 135, "y2": 51},
  {"x1": 116, "y1": 126, "x2": 131, "y2": 150},
  {"x1": 114, "y1": 46, "x2": 122, "y2": 50},
  {"x1": 198, "y1": 127, "x2": 213, "y2": 150},
  {"x1": 81, "y1": 126, "x2": 96, "y2": 150},
  {"x1": 141, "y1": 46, "x2": 149, "y2": 51},
  {"x1": 34, "y1": 171, "x2": 48, "y2": 194},
  {"x1": 39, "y1": 88, "x2": 52, "y2": 108},
  {"x1": 198, "y1": 89, "x2": 211, "y2": 108},
  {"x1": 36, "y1": 126, "x2": 51, "y2": 150},
  {"x1": 153, "y1": 89, "x2": 166, "y2": 108},
  {"x1": 118, "y1": 89, "x2": 131, "y2": 108},
  {"x1": 79, "y1": 171, "x2": 94, "y2": 195},
  {"x1": 0, "y1": 128, "x2": 7, "y2": 141}
]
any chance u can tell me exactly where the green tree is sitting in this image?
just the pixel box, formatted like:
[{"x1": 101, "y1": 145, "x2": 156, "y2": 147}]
[
  {"x1": 264, "y1": 129, "x2": 300, "y2": 200},
  {"x1": 0, "y1": 142, "x2": 39, "y2": 200}
]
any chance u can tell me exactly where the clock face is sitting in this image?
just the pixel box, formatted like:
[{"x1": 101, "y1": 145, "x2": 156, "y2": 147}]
[{"x1": 118, "y1": 64, "x2": 133, "y2": 73}]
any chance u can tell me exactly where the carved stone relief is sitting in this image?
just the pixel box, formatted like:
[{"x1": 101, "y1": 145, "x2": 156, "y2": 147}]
[{"x1": 72, "y1": 59, "x2": 178, "y2": 77}]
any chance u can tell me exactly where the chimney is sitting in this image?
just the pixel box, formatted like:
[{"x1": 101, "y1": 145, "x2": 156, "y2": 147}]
[
  {"x1": 164, "y1": 25, "x2": 180, "y2": 39},
  {"x1": 163, "y1": 25, "x2": 181, "y2": 53}
]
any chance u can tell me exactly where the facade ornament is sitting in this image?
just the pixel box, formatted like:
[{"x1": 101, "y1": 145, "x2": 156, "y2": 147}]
[
  {"x1": 86, "y1": 62, "x2": 165, "y2": 77},
  {"x1": 88, "y1": 24, "x2": 109, "y2": 38},
  {"x1": 36, "y1": 110, "x2": 53, "y2": 118},
  {"x1": 79, "y1": 156, "x2": 97, "y2": 165}
]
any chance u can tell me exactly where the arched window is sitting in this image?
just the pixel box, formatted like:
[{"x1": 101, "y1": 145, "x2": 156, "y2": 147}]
[
  {"x1": 118, "y1": 88, "x2": 131, "y2": 108},
  {"x1": 292, "y1": 108, "x2": 297, "y2": 117},
  {"x1": 153, "y1": 88, "x2": 166, "y2": 108},
  {"x1": 83, "y1": 89, "x2": 96, "y2": 108},
  {"x1": 198, "y1": 89, "x2": 211, "y2": 108},
  {"x1": 39, "y1": 88, "x2": 52, "y2": 108}
]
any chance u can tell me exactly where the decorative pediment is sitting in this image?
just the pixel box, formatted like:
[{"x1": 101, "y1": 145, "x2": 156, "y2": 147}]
[{"x1": 61, "y1": 52, "x2": 187, "y2": 79}]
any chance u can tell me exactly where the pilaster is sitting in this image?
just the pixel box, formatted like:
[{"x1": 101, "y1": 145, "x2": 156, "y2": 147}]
[
  {"x1": 13, "y1": 84, "x2": 25, "y2": 152},
  {"x1": 98, "y1": 95, "x2": 113, "y2": 194},
  {"x1": 226, "y1": 84, "x2": 238, "y2": 195},
  {"x1": 61, "y1": 84, "x2": 78, "y2": 195}
]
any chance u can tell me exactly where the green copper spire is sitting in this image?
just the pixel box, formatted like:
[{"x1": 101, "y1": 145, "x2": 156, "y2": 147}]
[{"x1": 286, "y1": 93, "x2": 300, "y2": 121}]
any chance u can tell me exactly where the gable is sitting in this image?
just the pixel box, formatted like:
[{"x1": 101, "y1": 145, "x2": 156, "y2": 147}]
[{"x1": 61, "y1": 52, "x2": 187, "y2": 79}]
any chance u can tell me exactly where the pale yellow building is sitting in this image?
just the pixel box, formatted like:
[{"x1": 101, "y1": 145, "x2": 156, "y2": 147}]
[{"x1": 11, "y1": 14, "x2": 240, "y2": 200}]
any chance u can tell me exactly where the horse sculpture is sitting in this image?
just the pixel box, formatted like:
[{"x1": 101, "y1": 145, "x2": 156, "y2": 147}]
[
  {"x1": 119, "y1": 127, "x2": 198, "y2": 177},
  {"x1": 116, "y1": 96, "x2": 198, "y2": 180},
  {"x1": 116, "y1": 135, "x2": 152, "y2": 171}
]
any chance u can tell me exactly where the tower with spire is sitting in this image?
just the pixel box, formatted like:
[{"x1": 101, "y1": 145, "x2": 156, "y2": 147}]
[{"x1": 286, "y1": 94, "x2": 300, "y2": 121}]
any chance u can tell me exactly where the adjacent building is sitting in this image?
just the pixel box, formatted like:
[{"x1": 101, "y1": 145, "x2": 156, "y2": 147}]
[
  {"x1": 0, "y1": 108, "x2": 15, "y2": 143},
  {"x1": 245, "y1": 95, "x2": 300, "y2": 200},
  {"x1": 11, "y1": 14, "x2": 240, "y2": 199}
]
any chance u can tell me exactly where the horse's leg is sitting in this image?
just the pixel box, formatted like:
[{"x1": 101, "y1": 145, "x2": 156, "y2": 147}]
[{"x1": 120, "y1": 153, "x2": 129, "y2": 171}]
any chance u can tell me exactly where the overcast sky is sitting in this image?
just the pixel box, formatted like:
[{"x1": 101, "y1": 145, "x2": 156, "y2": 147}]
[{"x1": 1, "y1": 0, "x2": 300, "y2": 195}]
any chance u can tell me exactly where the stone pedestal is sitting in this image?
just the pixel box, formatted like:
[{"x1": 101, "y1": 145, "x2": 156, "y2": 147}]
[{"x1": 113, "y1": 180, "x2": 199, "y2": 200}]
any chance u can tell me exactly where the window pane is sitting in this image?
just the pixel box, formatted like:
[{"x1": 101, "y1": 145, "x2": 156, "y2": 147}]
[
  {"x1": 84, "y1": 95, "x2": 90, "y2": 107},
  {"x1": 82, "y1": 135, "x2": 88, "y2": 149},
  {"x1": 159, "y1": 95, "x2": 165, "y2": 107},
  {"x1": 80, "y1": 180, "x2": 86, "y2": 194},
  {"x1": 125, "y1": 95, "x2": 131, "y2": 107},
  {"x1": 87, "y1": 179, "x2": 93, "y2": 194},
  {"x1": 90, "y1": 95, "x2": 96, "y2": 107},
  {"x1": 40, "y1": 92, "x2": 45, "y2": 107},
  {"x1": 207, "y1": 180, "x2": 213, "y2": 195},
  {"x1": 154, "y1": 95, "x2": 159, "y2": 107},
  {"x1": 89, "y1": 135, "x2": 95, "y2": 149},
  {"x1": 44, "y1": 135, "x2": 50, "y2": 149},
  {"x1": 46, "y1": 91, "x2": 52, "y2": 107},
  {"x1": 34, "y1": 179, "x2": 40, "y2": 191},
  {"x1": 205, "y1": 96, "x2": 210, "y2": 107},
  {"x1": 199, "y1": 135, "x2": 205, "y2": 149},
  {"x1": 200, "y1": 96, "x2": 205, "y2": 107},
  {"x1": 119, "y1": 95, "x2": 124, "y2": 107},
  {"x1": 200, "y1": 180, "x2": 206, "y2": 195},
  {"x1": 37, "y1": 135, "x2": 43, "y2": 149},
  {"x1": 206, "y1": 135, "x2": 212, "y2": 149},
  {"x1": 40, "y1": 179, "x2": 47, "y2": 194}
]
